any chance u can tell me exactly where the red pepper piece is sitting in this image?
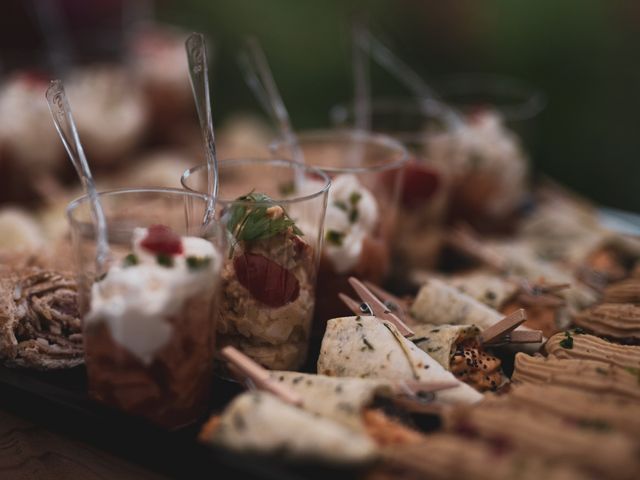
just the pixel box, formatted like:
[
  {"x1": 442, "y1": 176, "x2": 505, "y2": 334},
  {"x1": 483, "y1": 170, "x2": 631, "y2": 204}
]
[
  {"x1": 399, "y1": 161, "x2": 441, "y2": 209},
  {"x1": 234, "y1": 253, "x2": 300, "y2": 308},
  {"x1": 140, "y1": 224, "x2": 184, "y2": 255}
]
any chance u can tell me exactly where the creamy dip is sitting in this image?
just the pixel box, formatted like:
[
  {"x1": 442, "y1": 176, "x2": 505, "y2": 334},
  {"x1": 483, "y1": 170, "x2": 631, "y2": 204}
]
[{"x1": 86, "y1": 227, "x2": 221, "y2": 364}]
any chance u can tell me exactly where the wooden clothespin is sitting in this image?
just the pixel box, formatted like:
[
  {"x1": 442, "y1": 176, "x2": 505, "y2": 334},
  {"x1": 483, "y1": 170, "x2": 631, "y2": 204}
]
[
  {"x1": 481, "y1": 309, "x2": 542, "y2": 345},
  {"x1": 339, "y1": 277, "x2": 415, "y2": 337},
  {"x1": 219, "y1": 346, "x2": 303, "y2": 406}
]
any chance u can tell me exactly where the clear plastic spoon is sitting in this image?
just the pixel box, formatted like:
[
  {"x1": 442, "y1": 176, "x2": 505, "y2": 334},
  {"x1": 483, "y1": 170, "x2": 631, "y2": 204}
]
[
  {"x1": 238, "y1": 37, "x2": 305, "y2": 190},
  {"x1": 358, "y1": 28, "x2": 463, "y2": 130},
  {"x1": 185, "y1": 32, "x2": 218, "y2": 227},
  {"x1": 46, "y1": 80, "x2": 110, "y2": 272}
]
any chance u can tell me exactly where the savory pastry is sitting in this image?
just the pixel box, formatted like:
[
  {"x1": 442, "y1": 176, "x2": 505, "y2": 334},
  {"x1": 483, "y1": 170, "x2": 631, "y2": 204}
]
[
  {"x1": 217, "y1": 192, "x2": 316, "y2": 370},
  {"x1": 444, "y1": 270, "x2": 563, "y2": 337},
  {"x1": 573, "y1": 303, "x2": 640, "y2": 342},
  {"x1": 445, "y1": 271, "x2": 519, "y2": 311},
  {"x1": 502, "y1": 382, "x2": 640, "y2": 439},
  {"x1": 199, "y1": 372, "x2": 421, "y2": 465},
  {"x1": 486, "y1": 240, "x2": 599, "y2": 313},
  {"x1": 376, "y1": 433, "x2": 587, "y2": 480},
  {"x1": 410, "y1": 278, "x2": 503, "y2": 330},
  {"x1": 317, "y1": 315, "x2": 484, "y2": 405},
  {"x1": 0, "y1": 267, "x2": 82, "y2": 369},
  {"x1": 545, "y1": 331, "x2": 640, "y2": 370},
  {"x1": 83, "y1": 225, "x2": 222, "y2": 428},
  {"x1": 603, "y1": 278, "x2": 640, "y2": 304},
  {"x1": 512, "y1": 353, "x2": 640, "y2": 401},
  {"x1": 519, "y1": 192, "x2": 640, "y2": 284},
  {"x1": 410, "y1": 324, "x2": 507, "y2": 392},
  {"x1": 443, "y1": 402, "x2": 639, "y2": 480},
  {"x1": 200, "y1": 391, "x2": 378, "y2": 464},
  {"x1": 66, "y1": 66, "x2": 148, "y2": 167}
]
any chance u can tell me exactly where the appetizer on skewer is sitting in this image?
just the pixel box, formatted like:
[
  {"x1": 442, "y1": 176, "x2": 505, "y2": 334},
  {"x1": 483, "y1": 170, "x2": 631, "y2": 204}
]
[
  {"x1": 201, "y1": 348, "x2": 425, "y2": 465},
  {"x1": 318, "y1": 315, "x2": 484, "y2": 405}
]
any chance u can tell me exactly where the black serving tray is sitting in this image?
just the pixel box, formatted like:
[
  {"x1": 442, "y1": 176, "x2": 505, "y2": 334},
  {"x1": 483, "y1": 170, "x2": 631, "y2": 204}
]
[{"x1": 0, "y1": 366, "x2": 358, "y2": 480}]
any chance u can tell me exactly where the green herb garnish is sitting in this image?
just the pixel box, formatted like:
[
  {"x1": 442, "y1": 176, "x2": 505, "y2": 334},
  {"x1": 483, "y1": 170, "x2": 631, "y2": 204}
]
[
  {"x1": 349, "y1": 208, "x2": 359, "y2": 223},
  {"x1": 326, "y1": 229, "x2": 345, "y2": 246},
  {"x1": 349, "y1": 191, "x2": 362, "y2": 206},
  {"x1": 559, "y1": 331, "x2": 573, "y2": 349},
  {"x1": 186, "y1": 256, "x2": 211, "y2": 270},
  {"x1": 156, "y1": 253, "x2": 174, "y2": 267},
  {"x1": 122, "y1": 253, "x2": 139, "y2": 267},
  {"x1": 362, "y1": 337, "x2": 375, "y2": 351},
  {"x1": 225, "y1": 191, "x2": 303, "y2": 257},
  {"x1": 333, "y1": 200, "x2": 348, "y2": 212}
]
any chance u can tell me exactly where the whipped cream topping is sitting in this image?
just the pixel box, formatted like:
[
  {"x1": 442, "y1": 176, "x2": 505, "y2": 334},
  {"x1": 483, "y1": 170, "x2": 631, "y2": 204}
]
[
  {"x1": 292, "y1": 174, "x2": 378, "y2": 273},
  {"x1": 86, "y1": 228, "x2": 221, "y2": 364},
  {"x1": 0, "y1": 75, "x2": 63, "y2": 169},
  {"x1": 452, "y1": 110, "x2": 528, "y2": 216},
  {"x1": 67, "y1": 67, "x2": 147, "y2": 159}
]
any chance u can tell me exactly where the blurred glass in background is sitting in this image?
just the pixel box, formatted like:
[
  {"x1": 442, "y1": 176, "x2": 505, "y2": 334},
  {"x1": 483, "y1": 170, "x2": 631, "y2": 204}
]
[{"x1": 0, "y1": 0, "x2": 638, "y2": 211}]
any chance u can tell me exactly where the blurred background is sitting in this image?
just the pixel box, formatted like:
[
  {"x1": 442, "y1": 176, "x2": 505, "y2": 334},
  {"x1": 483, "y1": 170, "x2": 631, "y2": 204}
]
[{"x1": 1, "y1": 0, "x2": 638, "y2": 211}]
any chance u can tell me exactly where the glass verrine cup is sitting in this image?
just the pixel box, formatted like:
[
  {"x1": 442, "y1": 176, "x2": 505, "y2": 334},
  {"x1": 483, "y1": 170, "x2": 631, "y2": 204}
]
[
  {"x1": 434, "y1": 75, "x2": 545, "y2": 229},
  {"x1": 436, "y1": 73, "x2": 546, "y2": 147},
  {"x1": 67, "y1": 188, "x2": 225, "y2": 429},
  {"x1": 331, "y1": 99, "x2": 456, "y2": 271},
  {"x1": 182, "y1": 159, "x2": 330, "y2": 371},
  {"x1": 271, "y1": 129, "x2": 408, "y2": 327}
]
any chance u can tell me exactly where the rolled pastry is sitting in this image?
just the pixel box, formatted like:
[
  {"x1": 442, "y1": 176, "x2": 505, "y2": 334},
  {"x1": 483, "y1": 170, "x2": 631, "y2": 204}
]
[{"x1": 317, "y1": 316, "x2": 483, "y2": 405}]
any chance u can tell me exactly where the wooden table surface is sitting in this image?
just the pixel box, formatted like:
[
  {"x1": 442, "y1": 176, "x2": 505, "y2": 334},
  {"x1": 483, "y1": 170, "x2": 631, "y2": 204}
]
[{"x1": 0, "y1": 409, "x2": 166, "y2": 480}]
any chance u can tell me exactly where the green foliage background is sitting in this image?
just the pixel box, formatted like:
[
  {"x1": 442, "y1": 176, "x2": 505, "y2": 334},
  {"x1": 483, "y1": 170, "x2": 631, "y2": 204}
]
[{"x1": 161, "y1": 0, "x2": 640, "y2": 211}]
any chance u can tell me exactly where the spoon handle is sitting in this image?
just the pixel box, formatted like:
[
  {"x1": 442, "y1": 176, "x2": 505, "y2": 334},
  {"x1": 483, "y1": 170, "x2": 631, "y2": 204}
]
[
  {"x1": 185, "y1": 33, "x2": 217, "y2": 226},
  {"x1": 360, "y1": 29, "x2": 462, "y2": 129},
  {"x1": 46, "y1": 80, "x2": 110, "y2": 270},
  {"x1": 238, "y1": 37, "x2": 305, "y2": 188}
]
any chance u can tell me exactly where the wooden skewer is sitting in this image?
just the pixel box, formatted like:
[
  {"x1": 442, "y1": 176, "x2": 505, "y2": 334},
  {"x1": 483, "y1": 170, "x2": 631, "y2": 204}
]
[
  {"x1": 480, "y1": 309, "x2": 527, "y2": 345},
  {"x1": 219, "y1": 346, "x2": 303, "y2": 406},
  {"x1": 363, "y1": 280, "x2": 412, "y2": 323}
]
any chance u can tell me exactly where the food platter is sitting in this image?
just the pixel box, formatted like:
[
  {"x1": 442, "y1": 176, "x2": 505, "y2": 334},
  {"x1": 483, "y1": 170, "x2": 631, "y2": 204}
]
[{"x1": 1, "y1": 12, "x2": 639, "y2": 480}]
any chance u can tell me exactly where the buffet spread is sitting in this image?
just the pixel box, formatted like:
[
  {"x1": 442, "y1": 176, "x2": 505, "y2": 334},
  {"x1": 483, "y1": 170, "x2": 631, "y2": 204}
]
[{"x1": 0, "y1": 23, "x2": 639, "y2": 480}]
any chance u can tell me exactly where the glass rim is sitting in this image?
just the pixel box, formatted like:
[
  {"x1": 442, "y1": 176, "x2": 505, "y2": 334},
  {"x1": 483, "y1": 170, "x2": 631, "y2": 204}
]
[
  {"x1": 181, "y1": 157, "x2": 331, "y2": 206},
  {"x1": 66, "y1": 186, "x2": 213, "y2": 226},
  {"x1": 269, "y1": 128, "x2": 409, "y2": 175},
  {"x1": 436, "y1": 73, "x2": 547, "y2": 121}
]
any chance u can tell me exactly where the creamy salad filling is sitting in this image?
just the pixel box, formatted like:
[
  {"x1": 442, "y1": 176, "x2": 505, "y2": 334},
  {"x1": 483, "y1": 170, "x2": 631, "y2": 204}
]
[
  {"x1": 86, "y1": 225, "x2": 221, "y2": 365},
  {"x1": 218, "y1": 192, "x2": 316, "y2": 370},
  {"x1": 292, "y1": 174, "x2": 378, "y2": 274}
]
